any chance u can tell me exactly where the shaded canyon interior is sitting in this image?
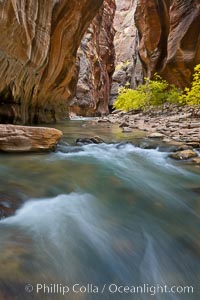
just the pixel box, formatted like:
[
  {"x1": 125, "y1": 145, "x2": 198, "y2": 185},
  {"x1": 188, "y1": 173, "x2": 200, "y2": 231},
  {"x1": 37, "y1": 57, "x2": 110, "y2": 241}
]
[{"x1": 0, "y1": 0, "x2": 199, "y2": 124}]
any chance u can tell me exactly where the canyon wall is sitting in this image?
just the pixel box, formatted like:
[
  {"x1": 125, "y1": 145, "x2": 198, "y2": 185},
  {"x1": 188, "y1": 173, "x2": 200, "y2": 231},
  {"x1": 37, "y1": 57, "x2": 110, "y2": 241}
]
[
  {"x1": 0, "y1": 0, "x2": 103, "y2": 124},
  {"x1": 70, "y1": 0, "x2": 116, "y2": 116},
  {"x1": 0, "y1": 0, "x2": 199, "y2": 123},
  {"x1": 135, "y1": 0, "x2": 200, "y2": 88},
  {"x1": 71, "y1": 0, "x2": 144, "y2": 112},
  {"x1": 110, "y1": 0, "x2": 143, "y2": 106},
  {"x1": 111, "y1": 0, "x2": 200, "y2": 107}
]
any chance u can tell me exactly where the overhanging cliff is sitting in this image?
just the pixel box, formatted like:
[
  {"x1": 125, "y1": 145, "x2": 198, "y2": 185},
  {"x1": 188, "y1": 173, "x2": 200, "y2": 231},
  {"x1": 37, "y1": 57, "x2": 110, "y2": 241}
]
[
  {"x1": 0, "y1": 0, "x2": 199, "y2": 123},
  {"x1": 0, "y1": 0, "x2": 103, "y2": 124}
]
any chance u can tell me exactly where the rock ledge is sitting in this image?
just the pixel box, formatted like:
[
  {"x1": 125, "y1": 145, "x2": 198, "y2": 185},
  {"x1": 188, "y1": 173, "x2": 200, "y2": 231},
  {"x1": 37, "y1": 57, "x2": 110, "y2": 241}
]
[{"x1": 0, "y1": 125, "x2": 63, "y2": 152}]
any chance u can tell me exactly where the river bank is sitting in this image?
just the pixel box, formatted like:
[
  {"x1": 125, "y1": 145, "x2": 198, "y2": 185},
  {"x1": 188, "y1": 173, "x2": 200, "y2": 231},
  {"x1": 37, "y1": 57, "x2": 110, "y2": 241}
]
[
  {"x1": 0, "y1": 118, "x2": 200, "y2": 300},
  {"x1": 1, "y1": 116, "x2": 200, "y2": 221},
  {"x1": 95, "y1": 104, "x2": 200, "y2": 164}
]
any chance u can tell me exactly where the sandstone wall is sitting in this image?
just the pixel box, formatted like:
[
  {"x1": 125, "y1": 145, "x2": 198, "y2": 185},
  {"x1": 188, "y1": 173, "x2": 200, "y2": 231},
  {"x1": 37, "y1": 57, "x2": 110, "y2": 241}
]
[
  {"x1": 110, "y1": 0, "x2": 143, "y2": 106},
  {"x1": 1, "y1": 0, "x2": 199, "y2": 122},
  {"x1": 135, "y1": 0, "x2": 200, "y2": 88},
  {"x1": 70, "y1": 0, "x2": 116, "y2": 116},
  {"x1": 0, "y1": 0, "x2": 103, "y2": 124}
]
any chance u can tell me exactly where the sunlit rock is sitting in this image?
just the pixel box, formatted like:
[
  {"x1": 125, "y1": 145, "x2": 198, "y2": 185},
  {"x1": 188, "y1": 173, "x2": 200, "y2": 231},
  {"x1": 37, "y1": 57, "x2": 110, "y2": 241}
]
[
  {"x1": 0, "y1": 124, "x2": 62, "y2": 152},
  {"x1": 0, "y1": 0, "x2": 103, "y2": 124}
]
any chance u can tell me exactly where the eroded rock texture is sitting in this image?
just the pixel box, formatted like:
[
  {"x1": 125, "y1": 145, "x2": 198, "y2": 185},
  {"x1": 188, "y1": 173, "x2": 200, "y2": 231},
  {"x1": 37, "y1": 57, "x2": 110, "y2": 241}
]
[
  {"x1": 70, "y1": 0, "x2": 116, "y2": 116},
  {"x1": 135, "y1": 0, "x2": 200, "y2": 88},
  {"x1": 114, "y1": 0, "x2": 137, "y2": 64},
  {"x1": 110, "y1": 0, "x2": 143, "y2": 106},
  {"x1": 0, "y1": 0, "x2": 103, "y2": 124},
  {"x1": 0, "y1": 124, "x2": 62, "y2": 152}
]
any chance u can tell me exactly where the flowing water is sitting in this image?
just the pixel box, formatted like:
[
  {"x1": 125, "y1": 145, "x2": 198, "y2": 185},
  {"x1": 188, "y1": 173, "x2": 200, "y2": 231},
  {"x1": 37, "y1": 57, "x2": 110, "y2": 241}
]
[{"x1": 0, "y1": 120, "x2": 200, "y2": 300}]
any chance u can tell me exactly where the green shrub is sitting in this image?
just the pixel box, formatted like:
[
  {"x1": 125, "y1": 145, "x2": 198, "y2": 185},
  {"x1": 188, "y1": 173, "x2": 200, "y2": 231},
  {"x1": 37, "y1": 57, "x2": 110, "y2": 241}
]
[
  {"x1": 179, "y1": 64, "x2": 200, "y2": 105},
  {"x1": 114, "y1": 74, "x2": 182, "y2": 111},
  {"x1": 114, "y1": 88, "x2": 146, "y2": 111}
]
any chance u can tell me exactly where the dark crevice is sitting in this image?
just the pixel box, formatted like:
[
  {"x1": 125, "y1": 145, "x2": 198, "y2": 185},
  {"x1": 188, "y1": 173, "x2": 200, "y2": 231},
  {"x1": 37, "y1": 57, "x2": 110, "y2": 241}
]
[
  {"x1": 154, "y1": 0, "x2": 170, "y2": 72},
  {"x1": 0, "y1": 86, "x2": 16, "y2": 123}
]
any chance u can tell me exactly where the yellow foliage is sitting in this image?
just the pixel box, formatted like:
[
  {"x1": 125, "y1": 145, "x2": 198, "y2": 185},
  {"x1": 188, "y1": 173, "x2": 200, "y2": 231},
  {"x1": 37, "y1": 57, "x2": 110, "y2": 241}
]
[
  {"x1": 114, "y1": 74, "x2": 182, "y2": 111},
  {"x1": 179, "y1": 64, "x2": 200, "y2": 105}
]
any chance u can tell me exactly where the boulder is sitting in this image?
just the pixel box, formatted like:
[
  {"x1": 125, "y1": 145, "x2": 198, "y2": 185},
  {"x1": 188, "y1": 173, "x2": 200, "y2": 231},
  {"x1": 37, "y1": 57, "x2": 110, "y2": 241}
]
[
  {"x1": 169, "y1": 150, "x2": 198, "y2": 160},
  {"x1": 76, "y1": 136, "x2": 105, "y2": 145},
  {"x1": 0, "y1": 125, "x2": 62, "y2": 152},
  {"x1": 192, "y1": 158, "x2": 200, "y2": 165}
]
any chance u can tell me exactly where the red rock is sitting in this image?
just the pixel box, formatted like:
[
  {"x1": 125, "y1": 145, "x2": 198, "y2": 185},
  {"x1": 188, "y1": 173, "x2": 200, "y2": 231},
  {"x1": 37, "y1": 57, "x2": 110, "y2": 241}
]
[
  {"x1": 0, "y1": 125, "x2": 62, "y2": 152},
  {"x1": 135, "y1": 0, "x2": 200, "y2": 88},
  {"x1": 110, "y1": 0, "x2": 143, "y2": 105},
  {"x1": 70, "y1": 0, "x2": 116, "y2": 116},
  {"x1": 0, "y1": 0, "x2": 104, "y2": 124}
]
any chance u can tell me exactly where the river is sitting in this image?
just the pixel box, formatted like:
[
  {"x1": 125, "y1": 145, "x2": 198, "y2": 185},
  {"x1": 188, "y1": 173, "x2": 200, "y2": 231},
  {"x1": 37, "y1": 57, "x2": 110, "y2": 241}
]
[{"x1": 0, "y1": 120, "x2": 200, "y2": 300}]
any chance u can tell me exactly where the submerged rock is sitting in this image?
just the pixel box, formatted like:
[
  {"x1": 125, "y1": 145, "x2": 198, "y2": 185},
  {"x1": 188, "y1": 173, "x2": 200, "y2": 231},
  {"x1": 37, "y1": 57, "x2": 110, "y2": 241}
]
[
  {"x1": 172, "y1": 144, "x2": 194, "y2": 152},
  {"x1": 76, "y1": 136, "x2": 105, "y2": 145},
  {"x1": 169, "y1": 150, "x2": 198, "y2": 160},
  {"x1": 191, "y1": 157, "x2": 200, "y2": 165},
  {"x1": 0, "y1": 192, "x2": 24, "y2": 219},
  {"x1": 56, "y1": 145, "x2": 84, "y2": 154},
  {"x1": 116, "y1": 141, "x2": 131, "y2": 149},
  {"x1": 0, "y1": 125, "x2": 62, "y2": 152},
  {"x1": 139, "y1": 142, "x2": 158, "y2": 150}
]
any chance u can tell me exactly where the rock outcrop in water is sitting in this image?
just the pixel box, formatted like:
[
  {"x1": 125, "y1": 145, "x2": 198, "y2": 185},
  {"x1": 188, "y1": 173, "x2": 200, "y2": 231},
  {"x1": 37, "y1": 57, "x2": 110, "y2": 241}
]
[
  {"x1": 0, "y1": 125, "x2": 62, "y2": 152},
  {"x1": 135, "y1": 0, "x2": 200, "y2": 88},
  {"x1": 0, "y1": 192, "x2": 23, "y2": 219},
  {"x1": 0, "y1": 0, "x2": 103, "y2": 124},
  {"x1": 70, "y1": 0, "x2": 116, "y2": 116}
]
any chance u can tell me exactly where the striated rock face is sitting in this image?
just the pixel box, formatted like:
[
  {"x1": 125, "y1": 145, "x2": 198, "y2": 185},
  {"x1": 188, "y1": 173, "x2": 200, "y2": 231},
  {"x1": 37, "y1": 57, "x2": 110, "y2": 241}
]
[
  {"x1": 135, "y1": 0, "x2": 200, "y2": 88},
  {"x1": 1, "y1": 0, "x2": 199, "y2": 121},
  {"x1": 112, "y1": 0, "x2": 200, "y2": 107},
  {"x1": 70, "y1": 0, "x2": 116, "y2": 116},
  {"x1": 114, "y1": 0, "x2": 137, "y2": 64},
  {"x1": 0, "y1": 0, "x2": 103, "y2": 124},
  {"x1": 110, "y1": 0, "x2": 143, "y2": 106},
  {"x1": 0, "y1": 125, "x2": 62, "y2": 152}
]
